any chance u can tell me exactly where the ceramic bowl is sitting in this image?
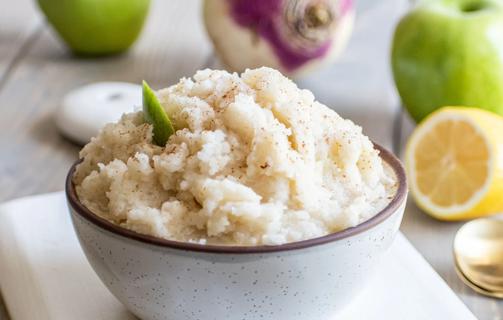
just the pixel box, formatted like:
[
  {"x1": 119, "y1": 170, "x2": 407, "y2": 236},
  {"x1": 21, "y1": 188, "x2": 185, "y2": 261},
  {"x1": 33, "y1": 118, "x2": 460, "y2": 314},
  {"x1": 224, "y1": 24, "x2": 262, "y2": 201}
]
[{"x1": 65, "y1": 144, "x2": 407, "y2": 320}]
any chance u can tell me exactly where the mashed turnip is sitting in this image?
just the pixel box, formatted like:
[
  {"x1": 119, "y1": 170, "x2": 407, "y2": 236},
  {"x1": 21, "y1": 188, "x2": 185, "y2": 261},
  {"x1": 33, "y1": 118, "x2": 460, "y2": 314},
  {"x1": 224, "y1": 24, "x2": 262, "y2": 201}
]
[{"x1": 74, "y1": 67, "x2": 396, "y2": 245}]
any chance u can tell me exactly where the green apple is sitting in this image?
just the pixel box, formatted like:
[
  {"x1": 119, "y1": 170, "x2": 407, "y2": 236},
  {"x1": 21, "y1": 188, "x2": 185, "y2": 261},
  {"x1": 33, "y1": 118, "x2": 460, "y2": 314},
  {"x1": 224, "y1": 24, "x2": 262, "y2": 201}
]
[
  {"x1": 142, "y1": 81, "x2": 174, "y2": 146},
  {"x1": 391, "y1": 0, "x2": 503, "y2": 122},
  {"x1": 37, "y1": 0, "x2": 150, "y2": 56}
]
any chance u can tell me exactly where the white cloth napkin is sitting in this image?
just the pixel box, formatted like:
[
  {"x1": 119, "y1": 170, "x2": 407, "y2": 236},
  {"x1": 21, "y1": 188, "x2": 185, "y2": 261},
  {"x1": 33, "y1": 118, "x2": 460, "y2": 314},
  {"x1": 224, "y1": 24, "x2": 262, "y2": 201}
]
[{"x1": 0, "y1": 192, "x2": 476, "y2": 320}]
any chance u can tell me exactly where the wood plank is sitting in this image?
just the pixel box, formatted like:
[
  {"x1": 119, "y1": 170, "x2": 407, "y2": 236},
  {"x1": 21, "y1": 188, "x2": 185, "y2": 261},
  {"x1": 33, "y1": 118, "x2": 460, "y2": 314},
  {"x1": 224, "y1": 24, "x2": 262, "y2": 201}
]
[
  {"x1": 0, "y1": 2, "x2": 43, "y2": 319},
  {"x1": 0, "y1": 0, "x2": 42, "y2": 81}
]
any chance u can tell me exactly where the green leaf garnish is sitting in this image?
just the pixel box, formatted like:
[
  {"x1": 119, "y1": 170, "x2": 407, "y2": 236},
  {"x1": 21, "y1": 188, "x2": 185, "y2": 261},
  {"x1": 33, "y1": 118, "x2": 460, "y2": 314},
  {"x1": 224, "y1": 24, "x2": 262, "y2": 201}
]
[{"x1": 142, "y1": 80, "x2": 175, "y2": 146}]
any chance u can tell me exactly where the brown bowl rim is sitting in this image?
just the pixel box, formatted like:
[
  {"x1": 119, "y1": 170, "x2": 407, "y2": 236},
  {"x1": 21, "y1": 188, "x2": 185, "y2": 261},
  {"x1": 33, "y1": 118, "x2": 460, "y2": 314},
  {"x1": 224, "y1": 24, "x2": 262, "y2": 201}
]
[{"x1": 66, "y1": 143, "x2": 407, "y2": 254}]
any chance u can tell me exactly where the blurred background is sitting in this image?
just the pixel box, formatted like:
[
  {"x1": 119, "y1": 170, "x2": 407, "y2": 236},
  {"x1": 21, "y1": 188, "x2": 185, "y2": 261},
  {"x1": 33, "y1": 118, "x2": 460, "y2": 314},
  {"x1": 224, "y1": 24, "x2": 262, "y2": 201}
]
[{"x1": 1, "y1": 0, "x2": 502, "y2": 319}]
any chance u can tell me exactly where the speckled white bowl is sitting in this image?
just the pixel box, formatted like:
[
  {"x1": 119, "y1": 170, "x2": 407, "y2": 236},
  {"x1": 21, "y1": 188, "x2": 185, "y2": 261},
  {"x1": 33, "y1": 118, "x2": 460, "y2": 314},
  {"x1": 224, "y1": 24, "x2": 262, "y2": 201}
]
[{"x1": 66, "y1": 144, "x2": 407, "y2": 320}]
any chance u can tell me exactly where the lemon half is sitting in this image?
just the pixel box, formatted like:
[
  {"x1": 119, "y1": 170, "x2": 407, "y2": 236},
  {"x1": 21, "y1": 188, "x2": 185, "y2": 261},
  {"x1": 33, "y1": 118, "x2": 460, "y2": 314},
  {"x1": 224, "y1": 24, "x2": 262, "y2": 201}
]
[{"x1": 405, "y1": 107, "x2": 503, "y2": 220}]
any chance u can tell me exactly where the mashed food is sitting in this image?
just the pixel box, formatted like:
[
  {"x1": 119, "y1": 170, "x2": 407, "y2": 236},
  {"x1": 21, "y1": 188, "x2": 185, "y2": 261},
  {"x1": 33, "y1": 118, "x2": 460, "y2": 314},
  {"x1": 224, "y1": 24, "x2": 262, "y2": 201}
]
[{"x1": 74, "y1": 67, "x2": 396, "y2": 245}]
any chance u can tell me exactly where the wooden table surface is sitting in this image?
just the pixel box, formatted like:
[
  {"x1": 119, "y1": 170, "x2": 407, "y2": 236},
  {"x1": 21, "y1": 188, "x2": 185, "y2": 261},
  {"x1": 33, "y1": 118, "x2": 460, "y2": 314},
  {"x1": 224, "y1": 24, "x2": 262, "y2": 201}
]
[{"x1": 0, "y1": 0, "x2": 501, "y2": 319}]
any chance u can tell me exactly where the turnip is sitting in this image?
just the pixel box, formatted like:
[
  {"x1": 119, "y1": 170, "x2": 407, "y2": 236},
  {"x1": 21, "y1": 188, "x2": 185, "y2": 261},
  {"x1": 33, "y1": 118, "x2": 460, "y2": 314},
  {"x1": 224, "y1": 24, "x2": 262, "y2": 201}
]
[{"x1": 203, "y1": 0, "x2": 354, "y2": 77}]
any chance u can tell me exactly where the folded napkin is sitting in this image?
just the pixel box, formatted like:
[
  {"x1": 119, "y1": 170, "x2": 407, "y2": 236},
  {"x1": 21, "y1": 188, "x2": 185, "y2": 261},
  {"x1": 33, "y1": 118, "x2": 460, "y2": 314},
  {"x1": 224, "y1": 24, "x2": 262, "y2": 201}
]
[{"x1": 0, "y1": 192, "x2": 475, "y2": 320}]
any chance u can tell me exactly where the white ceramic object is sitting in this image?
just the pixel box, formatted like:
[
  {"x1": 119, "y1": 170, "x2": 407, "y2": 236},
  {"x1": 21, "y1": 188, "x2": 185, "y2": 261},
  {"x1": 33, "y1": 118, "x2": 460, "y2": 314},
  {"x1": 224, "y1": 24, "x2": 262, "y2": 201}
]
[
  {"x1": 55, "y1": 82, "x2": 141, "y2": 145},
  {"x1": 66, "y1": 145, "x2": 407, "y2": 320}
]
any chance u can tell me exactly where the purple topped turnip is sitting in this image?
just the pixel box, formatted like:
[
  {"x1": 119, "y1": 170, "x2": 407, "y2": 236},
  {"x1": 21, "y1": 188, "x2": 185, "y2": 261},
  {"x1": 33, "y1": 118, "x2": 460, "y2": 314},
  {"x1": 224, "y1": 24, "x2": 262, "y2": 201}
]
[{"x1": 204, "y1": 0, "x2": 354, "y2": 77}]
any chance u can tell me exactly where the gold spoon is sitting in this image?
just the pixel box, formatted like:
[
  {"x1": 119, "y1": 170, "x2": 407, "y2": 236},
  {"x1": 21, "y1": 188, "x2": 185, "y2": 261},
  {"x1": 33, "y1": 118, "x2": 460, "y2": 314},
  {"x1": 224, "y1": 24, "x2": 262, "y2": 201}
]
[
  {"x1": 453, "y1": 218, "x2": 503, "y2": 298},
  {"x1": 454, "y1": 261, "x2": 503, "y2": 299}
]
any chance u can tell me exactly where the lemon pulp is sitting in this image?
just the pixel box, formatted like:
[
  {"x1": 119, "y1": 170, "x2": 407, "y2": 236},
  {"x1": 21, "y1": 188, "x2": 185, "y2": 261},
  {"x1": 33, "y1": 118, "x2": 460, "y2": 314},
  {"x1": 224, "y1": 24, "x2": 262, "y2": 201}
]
[{"x1": 406, "y1": 107, "x2": 503, "y2": 220}]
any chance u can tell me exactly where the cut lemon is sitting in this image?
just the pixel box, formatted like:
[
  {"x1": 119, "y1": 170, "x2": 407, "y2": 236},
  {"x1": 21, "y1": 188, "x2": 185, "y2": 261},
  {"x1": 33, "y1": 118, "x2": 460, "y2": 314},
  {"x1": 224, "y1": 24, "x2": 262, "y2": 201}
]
[{"x1": 405, "y1": 107, "x2": 503, "y2": 220}]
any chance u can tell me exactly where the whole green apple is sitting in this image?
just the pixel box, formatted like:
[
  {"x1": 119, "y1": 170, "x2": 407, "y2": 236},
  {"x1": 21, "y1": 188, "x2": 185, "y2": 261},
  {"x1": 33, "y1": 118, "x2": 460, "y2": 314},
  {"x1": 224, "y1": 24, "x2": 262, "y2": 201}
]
[
  {"x1": 391, "y1": 0, "x2": 503, "y2": 122},
  {"x1": 37, "y1": 0, "x2": 150, "y2": 56}
]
